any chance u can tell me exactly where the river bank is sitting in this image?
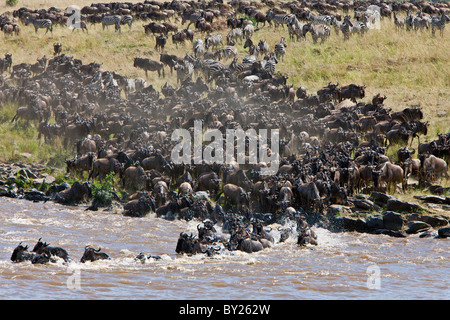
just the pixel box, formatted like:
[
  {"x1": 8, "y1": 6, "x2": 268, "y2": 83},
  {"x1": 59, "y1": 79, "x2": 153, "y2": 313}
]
[{"x1": 1, "y1": 160, "x2": 449, "y2": 242}]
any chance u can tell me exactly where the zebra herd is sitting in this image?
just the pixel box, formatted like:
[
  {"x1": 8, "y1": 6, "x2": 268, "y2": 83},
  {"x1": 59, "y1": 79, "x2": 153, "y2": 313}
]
[
  {"x1": 394, "y1": 10, "x2": 450, "y2": 36},
  {"x1": 21, "y1": 14, "x2": 134, "y2": 34}
]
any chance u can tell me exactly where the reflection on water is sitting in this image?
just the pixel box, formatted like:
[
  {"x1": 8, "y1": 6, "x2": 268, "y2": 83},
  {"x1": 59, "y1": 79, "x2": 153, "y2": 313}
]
[{"x1": 0, "y1": 197, "x2": 448, "y2": 300}]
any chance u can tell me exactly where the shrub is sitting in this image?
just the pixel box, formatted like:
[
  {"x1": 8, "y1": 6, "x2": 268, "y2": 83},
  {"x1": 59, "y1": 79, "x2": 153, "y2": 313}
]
[
  {"x1": 6, "y1": 0, "x2": 19, "y2": 6},
  {"x1": 91, "y1": 172, "x2": 116, "y2": 206}
]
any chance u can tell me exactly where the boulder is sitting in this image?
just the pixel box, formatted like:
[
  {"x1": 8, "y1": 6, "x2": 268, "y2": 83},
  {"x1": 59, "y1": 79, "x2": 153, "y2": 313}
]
[
  {"x1": 352, "y1": 198, "x2": 377, "y2": 211},
  {"x1": 326, "y1": 204, "x2": 353, "y2": 218},
  {"x1": 419, "y1": 230, "x2": 438, "y2": 238},
  {"x1": 406, "y1": 213, "x2": 448, "y2": 228},
  {"x1": 437, "y1": 227, "x2": 450, "y2": 238},
  {"x1": 386, "y1": 199, "x2": 424, "y2": 213},
  {"x1": 406, "y1": 221, "x2": 431, "y2": 234},
  {"x1": 365, "y1": 214, "x2": 384, "y2": 230},
  {"x1": 372, "y1": 229, "x2": 406, "y2": 238},
  {"x1": 369, "y1": 191, "x2": 395, "y2": 206},
  {"x1": 382, "y1": 211, "x2": 404, "y2": 231},
  {"x1": 330, "y1": 216, "x2": 366, "y2": 232}
]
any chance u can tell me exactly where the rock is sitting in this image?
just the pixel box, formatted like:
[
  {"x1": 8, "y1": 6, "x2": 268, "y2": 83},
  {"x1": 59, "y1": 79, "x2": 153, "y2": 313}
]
[
  {"x1": 369, "y1": 191, "x2": 395, "y2": 206},
  {"x1": 352, "y1": 198, "x2": 377, "y2": 211},
  {"x1": 437, "y1": 227, "x2": 450, "y2": 238},
  {"x1": 414, "y1": 195, "x2": 450, "y2": 205},
  {"x1": 326, "y1": 204, "x2": 353, "y2": 218},
  {"x1": 33, "y1": 175, "x2": 56, "y2": 185},
  {"x1": 419, "y1": 230, "x2": 438, "y2": 238},
  {"x1": 382, "y1": 211, "x2": 404, "y2": 231},
  {"x1": 330, "y1": 216, "x2": 366, "y2": 232},
  {"x1": 406, "y1": 221, "x2": 431, "y2": 234},
  {"x1": 386, "y1": 199, "x2": 424, "y2": 213},
  {"x1": 372, "y1": 229, "x2": 406, "y2": 238},
  {"x1": 365, "y1": 214, "x2": 384, "y2": 230},
  {"x1": 406, "y1": 213, "x2": 448, "y2": 228}
]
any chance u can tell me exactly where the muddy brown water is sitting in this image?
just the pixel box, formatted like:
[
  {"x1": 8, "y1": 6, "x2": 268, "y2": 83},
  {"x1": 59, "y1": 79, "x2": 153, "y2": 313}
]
[{"x1": 0, "y1": 197, "x2": 448, "y2": 300}]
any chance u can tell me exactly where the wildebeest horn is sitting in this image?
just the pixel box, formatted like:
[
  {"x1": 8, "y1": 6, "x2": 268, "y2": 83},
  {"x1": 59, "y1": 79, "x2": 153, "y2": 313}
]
[{"x1": 94, "y1": 247, "x2": 102, "y2": 252}]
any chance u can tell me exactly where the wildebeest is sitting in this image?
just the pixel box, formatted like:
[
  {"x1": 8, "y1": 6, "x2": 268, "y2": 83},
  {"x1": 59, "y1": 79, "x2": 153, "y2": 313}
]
[
  {"x1": 419, "y1": 154, "x2": 449, "y2": 183},
  {"x1": 88, "y1": 157, "x2": 123, "y2": 181},
  {"x1": 55, "y1": 181, "x2": 92, "y2": 204},
  {"x1": 11, "y1": 242, "x2": 55, "y2": 264},
  {"x1": 218, "y1": 183, "x2": 250, "y2": 209},
  {"x1": 391, "y1": 107, "x2": 423, "y2": 122},
  {"x1": 122, "y1": 195, "x2": 156, "y2": 217},
  {"x1": 32, "y1": 238, "x2": 70, "y2": 262},
  {"x1": 295, "y1": 182, "x2": 323, "y2": 211},
  {"x1": 372, "y1": 162, "x2": 404, "y2": 193},
  {"x1": 175, "y1": 232, "x2": 204, "y2": 255},
  {"x1": 133, "y1": 57, "x2": 165, "y2": 78},
  {"x1": 80, "y1": 245, "x2": 110, "y2": 263},
  {"x1": 337, "y1": 84, "x2": 366, "y2": 103}
]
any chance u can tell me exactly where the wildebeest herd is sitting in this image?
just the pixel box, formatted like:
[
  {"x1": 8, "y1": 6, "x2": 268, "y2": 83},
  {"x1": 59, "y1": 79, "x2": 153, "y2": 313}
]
[{"x1": 1, "y1": 0, "x2": 449, "y2": 262}]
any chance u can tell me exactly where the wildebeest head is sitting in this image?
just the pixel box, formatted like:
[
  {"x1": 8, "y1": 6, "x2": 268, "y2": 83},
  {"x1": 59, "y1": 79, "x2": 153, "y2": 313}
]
[
  {"x1": 11, "y1": 242, "x2": 28, "y2": 262},
  {"x1": 32, "y1": 238, "x2": 48, "y2": 253}
]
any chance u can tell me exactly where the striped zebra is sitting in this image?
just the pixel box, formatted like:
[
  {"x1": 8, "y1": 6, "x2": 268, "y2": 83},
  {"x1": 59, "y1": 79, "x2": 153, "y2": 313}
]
[
  {"x1": 342, "y1": 16, "x2": 367, "y2": 37},
  {"x1": 431, "y1": 14, "x2": 450, "y2": 37},
  {"x1": 258, "y1": 40, "x2": 270, "y2": 57},
  {"x1": 288, "y1": 18, "x2": 306, "y2": 40},
  {"x1": 304, "y1": 23, "x2": 330, "y2": 44},
  {"x1": 307, "y1": 12, "x2": 333, "y2": 25},
  {"x1": 71, "y1": 21, "x2": 88, "y2": 33},
  {"x1": 274, "y1": 37, "x2": 287, "y2": 61},
  {"x1": 228, "y1": 57, "x2": 247, "y2": 74},
  {"x1": 196, "y1": 59, "x2": 226, "y2": 82},
  {"x1": 393, "y1": 12, "x2": 405, "y2": 31},
  {"x1": 227, "y1": 28, "x2": 244, "y2": 44},
  {"x1": 266, "y1": 10, "x2": 296, "y2": 29},
  {"x1": 243, "y1": 23, "x2": 254, "y2": 39},
  {"x1": 262, "y1": 53, "x2": 277, "y2": 76},
  {"x1": 193, "y1": 39, "x2": 205, "y2": 58},
  {"x1": 205, "y1": 34, "x2": 223, "y2": 50},
  {"x1": 101, "y1": 15, "x2": 121, "y2": 32},
  {"x1": 215, "y1": 45, "x2": 237, "y2": 61},
  {"x1": 25, "y1": 17, "x2": 52, "y2": 34},
  {"x1": 121, "y1": 15, "x2": 133, "y2": 29}
]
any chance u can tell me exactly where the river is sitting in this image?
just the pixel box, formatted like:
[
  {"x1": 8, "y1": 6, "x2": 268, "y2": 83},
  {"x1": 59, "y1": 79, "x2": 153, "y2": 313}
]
[{"x1": 0, "y1": 197, "x2": 448, "y2": 300}]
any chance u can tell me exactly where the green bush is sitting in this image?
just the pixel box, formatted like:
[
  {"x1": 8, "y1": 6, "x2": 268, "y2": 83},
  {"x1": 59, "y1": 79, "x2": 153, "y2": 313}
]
[
  {"x1": 91, "y1": 172, "x2": 116, "y2": 206},
  {"x1": 6, "y1": 0, "x2": 19, "y2": 6}
]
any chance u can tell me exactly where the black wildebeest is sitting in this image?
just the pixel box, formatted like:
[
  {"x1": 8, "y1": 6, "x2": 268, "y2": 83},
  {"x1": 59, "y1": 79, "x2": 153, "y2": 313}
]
[
  {"x1": 32, "y1": 238, "x2": 70, "y2": 262},
  {"x1": 80, "y1": 245, "x2": 110, "y2": 263},
  {"x1": 11, "y1": 242, "x2": 55, "y2": 264}
]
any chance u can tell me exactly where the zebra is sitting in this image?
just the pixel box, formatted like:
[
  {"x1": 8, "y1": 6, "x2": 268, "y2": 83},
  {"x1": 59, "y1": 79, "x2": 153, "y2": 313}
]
[
  {"x1": 101, "y1": 15, "x2": 121, "y2": 32},
  {"x1": 304, "y1": 23, "x2": 330, "y2": 44},
  {"x1": 243, "y1": 23, "x2": 255, "y2": 39},
  {"x1": 215, "y1": 45, "x2": 237, "y2": 61},
  {"x1": 228, "y1": 57, "x2": 247, "y2": 74},
  {"x1": 262, "y1": 53, "x2": 277, "y2": 76},
  {"x1": 174, "y1": 60, "x2": 194, "y2": 84},
  {"x1": 331, "y1": 16, "x2": 343, "y2": 35},
  {"x1": 193, "y1": 39, "x2": 205, "y2": 58},
  {"x1": 258, "y1": 40, "x2": 270, "y2": 58},
  {"x1": 393, "y1": 12, "x2": 405, "y2": 31},
  {"x1": 71, "y1": 21, "x2": 88, "y2": 33},
  {"x1": 307, "y1": 12, "x2": 332, "y2": 25},
  {"x1": 196, "y1": 59, "x2": 226, "y2": 82},
  {"x1": 431, "y1": 14, "x2": 449, "y2": 37},
  {"x1": 288, "y1": 18, "x2": 306, "y2": 40},
  {"x1": 205, "y1": 34, "x2": 223, "y2": 50},
  {"x1": 25, "y1": 17, "x2": 52, "y2": 34},
  {"x1": 343, "y1": 16, "x2": 367, "y2": 37},
  {"x1": 266, "y1": 10, "x2": 296, "y2": 29},
  {"x1": 227, "y1": 28, "x2": 244, "y2": 44},
  {"x1": 274, "y1": 37, "x2": 287, "y2": 61},
  {"x1": 121, "y1": 15, "x2": 133, "y2": 29}
]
